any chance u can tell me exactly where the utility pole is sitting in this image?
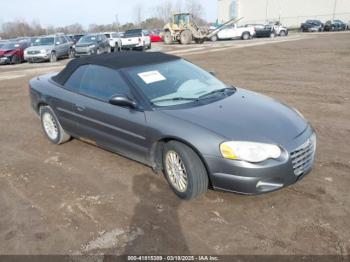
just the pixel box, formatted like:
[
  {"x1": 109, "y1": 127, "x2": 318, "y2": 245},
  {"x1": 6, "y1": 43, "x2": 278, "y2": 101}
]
[
  {"x1": 332, "y1": 0, "x2": 338, "y2": 20},
  {"x1": 265, "y1": 0, "x2": 269, "y2": 23}
]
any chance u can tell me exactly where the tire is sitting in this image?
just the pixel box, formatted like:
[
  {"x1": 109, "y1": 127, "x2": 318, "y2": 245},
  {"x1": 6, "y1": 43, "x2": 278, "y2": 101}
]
[
  {"x1": 163, "y1": 141, "x2": 208, "y2": 200},
  {"x1": 49, "y1": 52, "x2": 57, "y2": 63},
  {"x1": 242, "y1": 32, "x2": 250, "y2": 40},
  {"x1": 148, "y1": 42, "x2": 152, "y2": 49},
  {"x1": 11, "y1": 55, "x2": 21, "y2": 64},
  {"x1": 210, "y1": 35, "x2": 218, "y2": 42},
  {"x1": 279, "y1": 30, "x2": 287, "y2": 37},
  {"x1": 180, "y1": 30, "x2": 192, "y2": 45},
  {"x1": 68, "y1": 48, "x2": 74, "y2": 58},
  {"x1": 40, "y1": 106, "x2": 71, "y2": 145},
  {"x1": 97, "y1": 48, "x2": 101, "y2": 55},
  {"x1": 163, "y1": 31, "x2": 173, "y2": 45}
]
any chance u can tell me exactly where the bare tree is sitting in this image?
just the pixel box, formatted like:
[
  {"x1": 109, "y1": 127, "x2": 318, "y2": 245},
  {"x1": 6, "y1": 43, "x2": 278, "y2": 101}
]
[
  {"x1": 134, "y1": 4, "x2": 144, "y2": 26},
  {"x1": 154, "y1": 1, "x2": 173, "y2": 23},
  {"x1": 185, "y1": 0, "x2": 205, "y2": 25}
]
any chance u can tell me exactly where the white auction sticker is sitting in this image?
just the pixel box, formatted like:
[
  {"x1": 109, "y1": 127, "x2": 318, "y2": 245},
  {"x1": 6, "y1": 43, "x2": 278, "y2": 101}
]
[{"x1": 138, "y1": 71, "x2": 166, "y2": 84}]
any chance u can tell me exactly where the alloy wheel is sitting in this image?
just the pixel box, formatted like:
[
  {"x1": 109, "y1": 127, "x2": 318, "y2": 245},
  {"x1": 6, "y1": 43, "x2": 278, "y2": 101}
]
[{"x1": 165, "y1": 150, "x2": 188, "y2": 192}]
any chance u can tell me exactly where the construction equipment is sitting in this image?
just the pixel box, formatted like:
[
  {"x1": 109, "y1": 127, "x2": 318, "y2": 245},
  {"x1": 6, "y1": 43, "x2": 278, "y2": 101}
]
[{"x1": 163, "y1": 13, "x2": 243, "y2": 45}]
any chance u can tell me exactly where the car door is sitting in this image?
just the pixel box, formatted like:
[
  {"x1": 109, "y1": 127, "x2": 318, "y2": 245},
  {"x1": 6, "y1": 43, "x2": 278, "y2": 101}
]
[{"x1": 68, "y1": 64, "x2": 149, "y2": 162}]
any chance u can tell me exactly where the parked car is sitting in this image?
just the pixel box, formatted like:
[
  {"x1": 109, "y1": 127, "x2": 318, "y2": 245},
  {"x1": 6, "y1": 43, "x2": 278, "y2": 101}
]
[
  {"x1": 68, "y1": 34, "x2": 84, "y2": 45},
  {"x1": 255, "y1": 23, "x2": 288, "y2": 38},
  {"x1": 300, "y1": 20, "x2": 324, "y2": 32},
  {"x1": 255, "y1": 25, "x2": 277, "y2": 38},
  {"x1": 324, "y1": 20, "x2": 347, "y2": 31},
  {"x1": 24, "y1": 35, "x2": 73, "y2": 63},
  {"x1": 270, "y1": 22, "x2": 288, "y2": 36},
  {"x1": 245, "y1": 24, "x2": 265, "y2": 31},
  {"x1": 121, "y1": 29, "x2": 151, "y2": 50},
  {"x1": 103, "y1": 32, "x2": 122, "y2": 52},
  {"x1": 28, "y1": 52, "x2": 316, "y2": 200},
  {"x1": 211, "y1": 24, "x2": 255, "y2": 41},
  {"x1": 75, "y1": 34, "x2": 110, "y2": 57},
  {"x1": 0, "y1": 41, "x2": 29, "y2": 64},
  {"x1": 150, "y1": 30, "x2": 163, "y2": 42}
]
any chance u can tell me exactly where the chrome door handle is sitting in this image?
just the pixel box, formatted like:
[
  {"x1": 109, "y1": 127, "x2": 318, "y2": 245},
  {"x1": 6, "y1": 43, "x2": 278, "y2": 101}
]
[{"x1": 75, "y1": 105, "x2": 85, "y2": 112}]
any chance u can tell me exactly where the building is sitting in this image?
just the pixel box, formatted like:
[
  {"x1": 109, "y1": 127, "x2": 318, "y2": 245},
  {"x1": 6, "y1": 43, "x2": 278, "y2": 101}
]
[{"x1": 218, "y1": 0, "x2": 350, "y2": 27}]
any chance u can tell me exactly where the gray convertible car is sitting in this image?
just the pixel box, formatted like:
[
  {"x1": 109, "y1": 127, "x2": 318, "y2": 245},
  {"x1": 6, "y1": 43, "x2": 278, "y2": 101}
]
[{"x1": 29, "y1": 52, "x2": 316, "y2": 199}]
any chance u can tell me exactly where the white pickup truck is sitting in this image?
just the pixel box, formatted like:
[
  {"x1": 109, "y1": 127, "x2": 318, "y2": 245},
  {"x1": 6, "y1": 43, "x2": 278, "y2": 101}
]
[
  {"x1": 212, "y1": 24, "x2": 256, "y2": 41},
  {"x1": 121, "y1": 29, "x2": 151, "y2": 51},
  {"x1": 103, "y1": 32, "x2": 122, "y2": 52}
]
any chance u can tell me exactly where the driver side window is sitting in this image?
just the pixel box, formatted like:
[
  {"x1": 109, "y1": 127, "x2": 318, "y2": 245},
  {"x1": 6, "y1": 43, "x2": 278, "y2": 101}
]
[{"x1": 64, "y1": 65, "x2": 132, "y2": 101}]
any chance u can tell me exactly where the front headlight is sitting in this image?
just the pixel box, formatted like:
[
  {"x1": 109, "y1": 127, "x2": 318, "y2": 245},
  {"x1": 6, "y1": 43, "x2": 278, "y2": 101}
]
[
  {"x1": 293, "y1": 107, "x2": 304, "y2": 119},
  {"x1": 220, "y1": 141, "x2": 281, "y2": 163},
  {"x1": 40, "y1": 49, "x2": 50, "y2": 54},
  {"x1": 89, "y1": 44, "x2": 96, "y2": 49}
]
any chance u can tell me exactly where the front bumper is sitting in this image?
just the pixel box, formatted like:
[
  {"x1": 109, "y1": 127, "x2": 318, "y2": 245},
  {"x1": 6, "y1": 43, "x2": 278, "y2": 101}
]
[
  {"x1": 206, "y1": 127, "x2": 316, "y2": 194},
  {"x1": 24, "y1": 53, "x2": 50, "y2": 62},
  {"x1": 0, "y1": 56, "x2": 11, "y2": 64}
]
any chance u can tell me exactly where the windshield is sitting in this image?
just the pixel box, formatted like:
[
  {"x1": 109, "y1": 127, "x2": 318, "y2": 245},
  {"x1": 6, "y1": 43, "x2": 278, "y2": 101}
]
[
  {"x1": 124, "y1": 30, "x2": 142, "y2": 37},
  {"x1": 126, "y1": 59, "x2": 232, "y2": 107},
  {"x1": 33, "y1": 37, "x2": 55, "y2": 46},
  {"x1": 1, "y1": 42, "x2": 20, "y2": 49},
  {"x1": 79, "y1": 35, "x2": 98, "y2": 43}
]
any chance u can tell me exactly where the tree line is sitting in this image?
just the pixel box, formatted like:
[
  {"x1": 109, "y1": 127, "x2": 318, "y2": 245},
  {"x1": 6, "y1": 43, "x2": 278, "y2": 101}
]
[{"x1": 0, "y1": 0, "x2": 207, "y2": 39}]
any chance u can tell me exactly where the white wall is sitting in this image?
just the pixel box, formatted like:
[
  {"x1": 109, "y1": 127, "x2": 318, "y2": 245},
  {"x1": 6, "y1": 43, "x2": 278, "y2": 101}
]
[{"x1": 219, "y1": 0, "x2": 350, "y2": 27}]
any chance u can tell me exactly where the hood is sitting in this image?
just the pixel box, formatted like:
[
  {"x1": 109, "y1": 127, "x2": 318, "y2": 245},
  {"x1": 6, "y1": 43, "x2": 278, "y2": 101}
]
[
  {"x1": 26, "y1": 45, "x2": 53, "y2": 51},
  {"x1": 0, "y1": 48, "x2": 15, "y2": 56},
  {"x1": 76, "y1": 42, "x2": 96, "y2": 47},
  {"x1": 162, "y1": 88, "x2": 307, "y2": 145}
]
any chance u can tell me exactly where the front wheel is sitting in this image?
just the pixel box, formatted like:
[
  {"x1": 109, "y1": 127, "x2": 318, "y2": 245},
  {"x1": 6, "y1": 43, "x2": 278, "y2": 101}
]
[
  {"x1": 163, "y1": 31, "x2": 173, "y2": 45},
  {"x1": 210, "y1": 35, "x2": 218, "y2": 42},
  {"x1": 40, "y1": 106, "x2": 71, "y2": 145},
  {"x1": 50, "y1": 52, "x2": 57, "y2": 62},
  {"x1": 279, "y1": 30, "x2": 287, "y2": 37},
  {"x1": 11, "y1": 55, "x2": 21, "y2": 64},
  {"x1": 163, "y1": 141, "x2": 208, "y2": 199}
]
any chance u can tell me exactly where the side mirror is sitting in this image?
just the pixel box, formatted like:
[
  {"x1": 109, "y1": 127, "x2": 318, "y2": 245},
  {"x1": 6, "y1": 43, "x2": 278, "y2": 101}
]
[
  {"x1": 209, "y1": 71, "x2": 216, "y2": 76},
  {"x1": 109, "y1": 95, "x2": 137, "y2": 108},
  {"x1": 56, "y1": 42, "x2": 60, "y2": 45}
]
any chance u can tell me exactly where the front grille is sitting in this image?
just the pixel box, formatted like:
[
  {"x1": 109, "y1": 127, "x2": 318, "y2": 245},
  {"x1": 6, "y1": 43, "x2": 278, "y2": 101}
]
[
  {"x1": 291, "y1": 135, "x2": 316, "y2": 176},
  {"x1": 75, "y1": 47, "x2": 89, "y2": 53},
  {"x1": 28, "y1": 50, "x2": 40, "y2": 54}
]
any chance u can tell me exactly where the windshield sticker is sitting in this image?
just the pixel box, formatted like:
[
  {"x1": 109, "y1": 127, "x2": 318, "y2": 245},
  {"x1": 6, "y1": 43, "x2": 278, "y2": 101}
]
[{"x1": 138, "y1": 71, "x2": 166, "y2": 84}]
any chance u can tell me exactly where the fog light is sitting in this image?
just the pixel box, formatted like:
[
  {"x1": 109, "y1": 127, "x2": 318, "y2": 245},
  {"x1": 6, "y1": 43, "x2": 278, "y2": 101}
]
[{"x1": 256, "y1": 181, "x2": 284, "y2": 188}]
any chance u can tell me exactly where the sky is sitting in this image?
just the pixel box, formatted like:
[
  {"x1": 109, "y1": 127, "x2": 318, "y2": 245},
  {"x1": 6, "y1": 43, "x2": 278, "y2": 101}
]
[{"x1": 0, "y1": 0, "x2": 218, "y2": 28}]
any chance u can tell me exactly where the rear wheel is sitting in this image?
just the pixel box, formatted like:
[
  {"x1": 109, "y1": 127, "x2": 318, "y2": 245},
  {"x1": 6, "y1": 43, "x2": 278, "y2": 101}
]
[
  {"x1": 242, "y1": 32, "x2": 250, "y2": 40},
  {"x1": 40, "y1": 106, "x2": 71, "y2": 145},
  {"x1": 163, "y1": 141, "x2": 208, "y2": 199},
  {"x1": 180, "y1": 30, "x2": 192, "y2": 45},
  {"x1": 163, "y1": 31, "x2": 173, "y2": 45}
]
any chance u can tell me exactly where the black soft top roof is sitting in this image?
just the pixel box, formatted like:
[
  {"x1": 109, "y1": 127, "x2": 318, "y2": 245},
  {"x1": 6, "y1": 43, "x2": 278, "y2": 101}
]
[{"x1": 52, "y1": 51, "x2": 180, "y2": 85}]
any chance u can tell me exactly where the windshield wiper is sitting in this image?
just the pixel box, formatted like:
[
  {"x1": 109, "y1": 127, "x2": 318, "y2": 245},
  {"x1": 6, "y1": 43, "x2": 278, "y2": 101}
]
[
  {"x1": 199, "y1": 86, "x2": 236, "y2": 99},
  {"x1": 151, "y1": 97, "x2": 199, "y2": 103}
]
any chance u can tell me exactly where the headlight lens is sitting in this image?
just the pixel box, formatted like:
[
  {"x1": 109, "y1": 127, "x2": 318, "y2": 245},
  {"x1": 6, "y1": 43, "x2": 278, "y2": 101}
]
[
  {"x1": 89, "y1": 44, "x2": 96, "y2": 49},
  {"x1": 40, "y1": 49, "x2": 49, "y2": 54},
  {"x1": 220, "y1": 141, "x2": 281, "y2": 163}
]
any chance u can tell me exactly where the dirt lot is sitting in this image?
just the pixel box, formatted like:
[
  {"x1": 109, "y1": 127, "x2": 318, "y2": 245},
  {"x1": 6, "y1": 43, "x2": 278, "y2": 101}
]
[{"x1": 0, "y1": 32, "x2": 349, "y2": 256}]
